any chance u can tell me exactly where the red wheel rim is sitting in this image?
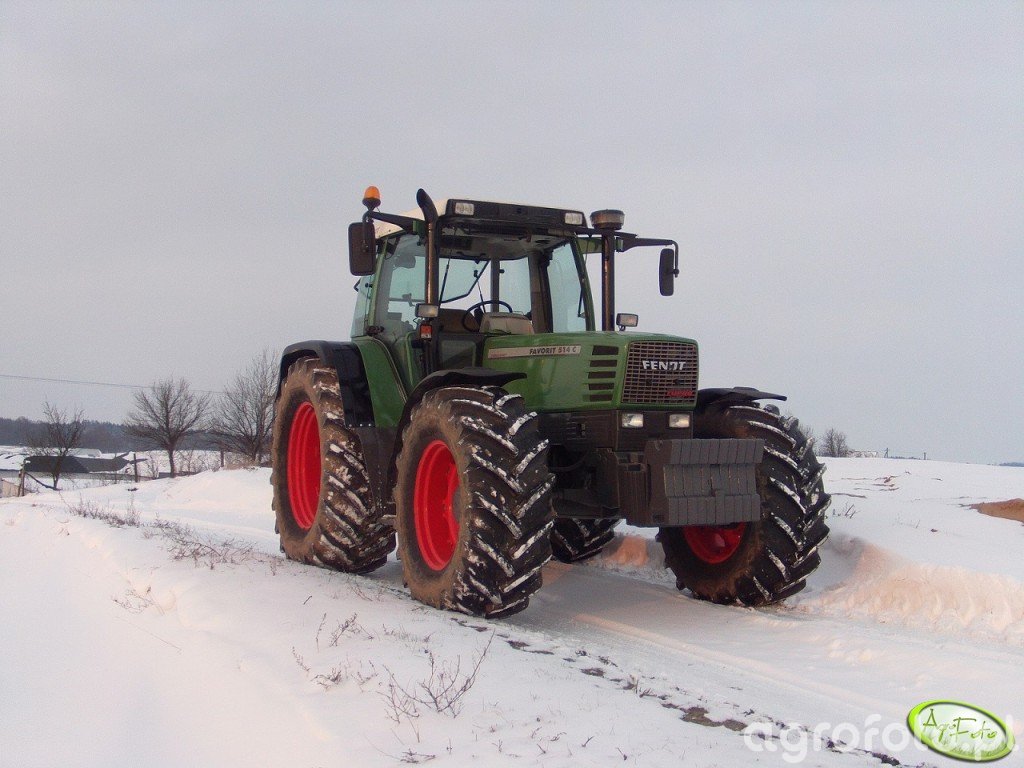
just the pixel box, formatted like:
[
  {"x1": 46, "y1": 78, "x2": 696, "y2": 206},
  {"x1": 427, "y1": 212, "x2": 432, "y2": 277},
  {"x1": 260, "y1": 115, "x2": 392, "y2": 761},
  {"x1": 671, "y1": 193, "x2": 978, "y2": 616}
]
[
  {"x1": 286, "y1": 401, "x2": 320, "y2": 530},
  {"x1": 683, "y1": 523, "x2": 747, "y2": 564},
  {"x1": 414, "y1": 440, "x2": 460, "y2": 570}
]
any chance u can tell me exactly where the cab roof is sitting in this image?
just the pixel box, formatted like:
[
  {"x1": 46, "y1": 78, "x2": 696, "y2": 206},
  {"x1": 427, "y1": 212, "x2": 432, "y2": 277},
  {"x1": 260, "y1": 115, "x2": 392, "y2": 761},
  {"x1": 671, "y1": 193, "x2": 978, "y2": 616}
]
[{"x1": 371, "y1": 197, "x2": 587, "y2": 240}]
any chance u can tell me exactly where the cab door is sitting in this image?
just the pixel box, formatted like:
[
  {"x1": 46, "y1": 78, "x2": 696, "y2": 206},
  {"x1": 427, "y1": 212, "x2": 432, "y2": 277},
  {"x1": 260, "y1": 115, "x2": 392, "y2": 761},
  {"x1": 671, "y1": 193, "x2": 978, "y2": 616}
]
[{"x1": 353, "y1": 233, "x2": 427, "y2": 393}]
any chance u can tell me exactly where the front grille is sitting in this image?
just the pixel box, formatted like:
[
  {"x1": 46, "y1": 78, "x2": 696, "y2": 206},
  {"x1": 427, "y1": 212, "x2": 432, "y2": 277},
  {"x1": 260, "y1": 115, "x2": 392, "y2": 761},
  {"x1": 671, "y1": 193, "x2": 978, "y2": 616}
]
[{"x1": 623, "y1": 341, "x2": 698, "y2": 404}]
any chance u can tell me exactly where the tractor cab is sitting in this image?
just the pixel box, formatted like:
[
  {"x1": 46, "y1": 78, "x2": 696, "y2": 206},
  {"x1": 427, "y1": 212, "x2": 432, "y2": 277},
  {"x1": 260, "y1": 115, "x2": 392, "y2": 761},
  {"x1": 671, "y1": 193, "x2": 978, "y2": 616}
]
[
  {"x1": 348, "y1": 188, "x2": 678, "y2": 392},
  {"x1": 351, "y1": 207, "x2": 594, "y2": 389}
]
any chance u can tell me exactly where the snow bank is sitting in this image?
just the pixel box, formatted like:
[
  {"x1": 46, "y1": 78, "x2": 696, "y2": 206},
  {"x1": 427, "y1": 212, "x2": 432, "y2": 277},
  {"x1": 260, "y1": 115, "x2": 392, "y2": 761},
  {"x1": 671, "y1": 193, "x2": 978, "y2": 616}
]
[
  {"x1": 792, "y1": 533, "x2": 1024, "y2": 645},
  {"x1": 584, "y1": 457, "x2": 1024, "y2": 647}
]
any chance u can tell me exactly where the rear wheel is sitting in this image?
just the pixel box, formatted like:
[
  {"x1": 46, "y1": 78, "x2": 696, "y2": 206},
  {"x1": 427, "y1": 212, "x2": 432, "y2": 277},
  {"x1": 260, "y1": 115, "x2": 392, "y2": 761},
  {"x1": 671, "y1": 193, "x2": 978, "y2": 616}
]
[
  {"x1": 550, "y1": 518, "x2": 620, "y2": 563},
  {"x1": 394, "y1": 386, "x2": 554, "y2": 618},
  {"x1": 659, "y1": 403, "x2": 830, "y2": 606},
  {"x1": 271, "y1": 358, "x2": 394, "y2": 573}
]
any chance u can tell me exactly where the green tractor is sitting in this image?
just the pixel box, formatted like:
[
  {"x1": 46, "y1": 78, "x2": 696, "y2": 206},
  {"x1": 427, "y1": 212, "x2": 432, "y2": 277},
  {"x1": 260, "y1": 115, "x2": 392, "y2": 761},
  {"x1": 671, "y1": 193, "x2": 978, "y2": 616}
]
[{"x1": 271, "y1": 187, "x2": 830, "y2": 618}]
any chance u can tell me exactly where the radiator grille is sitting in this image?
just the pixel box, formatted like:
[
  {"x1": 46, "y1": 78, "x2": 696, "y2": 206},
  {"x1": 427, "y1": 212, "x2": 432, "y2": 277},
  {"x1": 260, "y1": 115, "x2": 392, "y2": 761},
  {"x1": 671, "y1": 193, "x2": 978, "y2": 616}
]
[{"x1": 623, "y1": 342, "x2": 698, "y2": 404}]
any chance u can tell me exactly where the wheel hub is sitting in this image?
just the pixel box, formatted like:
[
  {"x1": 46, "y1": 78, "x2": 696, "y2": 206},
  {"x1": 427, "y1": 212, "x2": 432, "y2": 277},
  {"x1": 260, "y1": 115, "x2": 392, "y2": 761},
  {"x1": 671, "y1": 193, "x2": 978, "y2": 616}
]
[
  {"x1": 414, "y1": 440, "x2": 460, "y2": 570},
  {"x1": 683, "y1": 523, "x2": 747, "y2": 564},
  {"x1": 286, "y1": 401, "x2": 321, "y2": 530}
]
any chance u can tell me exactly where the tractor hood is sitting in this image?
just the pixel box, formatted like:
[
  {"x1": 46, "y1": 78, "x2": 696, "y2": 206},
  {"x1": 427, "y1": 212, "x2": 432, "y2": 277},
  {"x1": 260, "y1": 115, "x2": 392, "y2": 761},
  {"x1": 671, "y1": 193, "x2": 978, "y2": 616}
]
[{"x1": 482, "y1": 331, "x2": 699, "y2": 412}]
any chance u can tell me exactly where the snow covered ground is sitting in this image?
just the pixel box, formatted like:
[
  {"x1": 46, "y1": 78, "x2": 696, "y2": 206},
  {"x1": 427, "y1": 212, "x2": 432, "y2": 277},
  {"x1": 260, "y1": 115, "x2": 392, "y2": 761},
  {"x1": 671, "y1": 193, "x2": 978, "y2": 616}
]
[{"x1": 1, "y1": 458, "x2": 1021, "y2": 767}]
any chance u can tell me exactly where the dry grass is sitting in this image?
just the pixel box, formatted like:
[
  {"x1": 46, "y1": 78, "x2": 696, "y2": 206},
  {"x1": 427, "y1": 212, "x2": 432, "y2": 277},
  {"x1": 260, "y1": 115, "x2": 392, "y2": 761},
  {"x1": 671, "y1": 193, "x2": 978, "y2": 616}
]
[
  {"x1": 972, "y1": 498, "x2": 1024, "y2": 523},
  {"x1": 65, "y1": 498, "x2": 140, "y2": 527},
  {"x1": 64, "y1": 497, "x2": 268, "y2": 569}
]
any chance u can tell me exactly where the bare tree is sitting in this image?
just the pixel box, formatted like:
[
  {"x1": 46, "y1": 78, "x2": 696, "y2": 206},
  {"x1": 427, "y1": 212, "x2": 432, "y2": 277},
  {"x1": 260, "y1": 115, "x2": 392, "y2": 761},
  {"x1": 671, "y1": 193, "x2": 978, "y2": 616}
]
[
  {"x1": 28, "y1": 402, "x2": 86, "y2": 489},
  {"x1": 819, "y1": 427, "x2": 850, "y2": 458},
  {"x1": 124, "y1": 378, "x2": 211, "y2": 477},
  {"x1": 210, "y1": 350, "x2": 278, "y2": 464},
  {"x1": 801, "y1": 424, "x2": 816, "y2": 446}
]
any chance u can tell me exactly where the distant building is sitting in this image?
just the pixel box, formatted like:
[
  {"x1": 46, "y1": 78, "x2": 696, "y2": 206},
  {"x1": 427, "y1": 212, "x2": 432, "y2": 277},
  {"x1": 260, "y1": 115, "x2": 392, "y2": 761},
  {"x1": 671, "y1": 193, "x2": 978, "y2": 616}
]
[
  {"x1": 22, "y1": 454, "x2": 130, "y2": 475},
  {"x1": 0, "y1": 449, "x2": 138, "y2": 493}
]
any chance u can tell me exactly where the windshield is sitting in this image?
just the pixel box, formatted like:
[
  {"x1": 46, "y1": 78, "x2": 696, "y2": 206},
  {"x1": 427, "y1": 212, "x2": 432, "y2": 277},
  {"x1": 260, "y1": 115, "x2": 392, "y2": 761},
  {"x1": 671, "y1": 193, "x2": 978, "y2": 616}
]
[
  {"x1": 434, "y1": 256, "x2": 530, "y2": 312},
  {"x1": 367, "y1": 230, "x2": 593, "y2": 336}
]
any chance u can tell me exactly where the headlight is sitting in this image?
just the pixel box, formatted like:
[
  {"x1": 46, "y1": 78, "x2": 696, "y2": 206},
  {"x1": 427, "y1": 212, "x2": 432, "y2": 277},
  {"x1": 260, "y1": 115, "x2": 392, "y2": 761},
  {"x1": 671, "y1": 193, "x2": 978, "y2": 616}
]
[
  {"x1": 668, "y1": 413, "x2": 691, "y2": 429},
  {"x1": 620, "y1": 413, "x2": 644, "y2": 429}
]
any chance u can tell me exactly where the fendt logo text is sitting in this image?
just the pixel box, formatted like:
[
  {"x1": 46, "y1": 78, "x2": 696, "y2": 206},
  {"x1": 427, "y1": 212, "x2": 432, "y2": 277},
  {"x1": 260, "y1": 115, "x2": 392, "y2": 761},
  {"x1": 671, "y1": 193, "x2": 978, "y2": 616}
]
[{"x1": 641, "y1": 360, "x2": 688, "y2": 372}]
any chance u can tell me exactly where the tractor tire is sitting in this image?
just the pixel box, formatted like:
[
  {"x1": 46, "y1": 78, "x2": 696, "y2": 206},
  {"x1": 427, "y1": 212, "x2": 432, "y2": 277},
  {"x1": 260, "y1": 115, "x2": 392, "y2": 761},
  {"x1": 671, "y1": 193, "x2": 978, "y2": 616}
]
[
  {"x1": 550, "y1": 518, "x2": 620, "y2": 563},
  {"x1": 394, "y1": 386, "x2": 554, "y2": 618},
  {"x1": 659, "y1": 403, "x2": 830, "y2": 606},
  {"x1": 271, "y1": 358, "x2": 394, "y2": 573}
]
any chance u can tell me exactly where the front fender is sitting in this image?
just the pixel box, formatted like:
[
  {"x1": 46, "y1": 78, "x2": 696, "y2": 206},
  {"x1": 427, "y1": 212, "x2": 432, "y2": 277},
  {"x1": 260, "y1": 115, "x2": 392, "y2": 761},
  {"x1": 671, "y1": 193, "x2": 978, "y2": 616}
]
[
  {"x1": 696, "y1": 386, "x2": 787, "y2": 414},
  {"x1": 404, "y1": 367, "x2": 526, "y2": 414}
]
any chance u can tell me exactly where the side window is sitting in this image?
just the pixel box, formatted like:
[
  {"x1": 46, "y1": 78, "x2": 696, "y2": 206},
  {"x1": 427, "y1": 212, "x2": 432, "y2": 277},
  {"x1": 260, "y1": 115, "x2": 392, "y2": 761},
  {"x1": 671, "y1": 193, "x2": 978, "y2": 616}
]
[
  {"x1": 373, "y1": 234, "x2": 426, "y2": 342},
  {"x1": 350, "y1": 275, "x2": 373, "y2": 337},
  {"x1": 548, "y1": 242, "x2": 591, "y2": 332}
]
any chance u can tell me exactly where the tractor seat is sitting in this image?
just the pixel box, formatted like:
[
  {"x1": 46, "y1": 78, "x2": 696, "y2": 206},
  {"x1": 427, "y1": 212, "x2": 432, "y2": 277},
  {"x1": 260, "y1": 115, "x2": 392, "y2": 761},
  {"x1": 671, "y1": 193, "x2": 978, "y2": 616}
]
[
  {"x1": 434, "y1": 307, "x2": 476, "y2": 332},
  {"x1": 480, "y1": 312, "x2": 534, "y2": 335}
]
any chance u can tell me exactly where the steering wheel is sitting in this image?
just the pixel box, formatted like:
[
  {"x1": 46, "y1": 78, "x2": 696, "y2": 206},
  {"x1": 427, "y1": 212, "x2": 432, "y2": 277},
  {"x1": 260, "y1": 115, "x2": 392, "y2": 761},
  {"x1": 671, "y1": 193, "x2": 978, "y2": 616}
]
[{"x1": 461, "y1": 300, "x2": 513, "y2": 331}]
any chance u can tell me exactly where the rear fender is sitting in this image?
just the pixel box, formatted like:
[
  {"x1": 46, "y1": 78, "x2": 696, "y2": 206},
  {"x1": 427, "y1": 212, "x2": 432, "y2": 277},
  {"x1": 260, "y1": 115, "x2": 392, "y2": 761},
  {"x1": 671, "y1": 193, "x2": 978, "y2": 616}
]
[
  {"x1": 277, "y1": 341, "x2": 374, "y2": 426},
  {"x1": 278, "y1": 341, "x2": 394, "y2": 513}
]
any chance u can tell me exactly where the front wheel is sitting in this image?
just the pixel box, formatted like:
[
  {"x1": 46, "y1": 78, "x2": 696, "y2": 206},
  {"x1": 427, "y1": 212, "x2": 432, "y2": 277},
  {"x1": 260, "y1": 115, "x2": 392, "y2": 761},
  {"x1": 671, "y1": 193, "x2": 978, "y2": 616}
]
[
  {"x1": 394, "y1": 386, "x2": 554, "y2": 618},
  {"x1": 659, "y1": 403, "x2": 830, "y2": 606}
]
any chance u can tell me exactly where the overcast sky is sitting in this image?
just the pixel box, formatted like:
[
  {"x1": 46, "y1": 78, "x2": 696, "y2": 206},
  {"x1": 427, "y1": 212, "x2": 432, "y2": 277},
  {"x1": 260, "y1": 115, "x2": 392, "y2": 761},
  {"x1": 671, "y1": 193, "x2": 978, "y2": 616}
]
[{"x1": 2, "y1": 2, "x2": 1021, "y2": 464}]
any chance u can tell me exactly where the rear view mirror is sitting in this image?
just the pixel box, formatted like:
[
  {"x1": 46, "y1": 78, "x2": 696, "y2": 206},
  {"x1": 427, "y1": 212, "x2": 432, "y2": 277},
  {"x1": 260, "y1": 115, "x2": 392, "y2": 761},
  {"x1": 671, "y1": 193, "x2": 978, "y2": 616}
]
[
  {"x1": 659, "y1": 248, "x2": 676, "y2": 296},
  {"x1": 348, "y1": 221, "x2": 377, "y2": 276}
]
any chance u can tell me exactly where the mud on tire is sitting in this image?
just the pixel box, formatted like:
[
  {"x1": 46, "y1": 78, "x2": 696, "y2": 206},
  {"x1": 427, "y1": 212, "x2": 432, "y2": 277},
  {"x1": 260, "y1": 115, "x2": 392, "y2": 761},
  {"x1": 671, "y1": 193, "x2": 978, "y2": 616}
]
[
  {"x1": 659, "y1": 404, "x2": 830, "y2": 606},
  {"x1": 271, "y1": 358, "x2": 395, "y2": 573},
  {"x1": 551, "y1": 518, "x2": 620, "y2": 563},
  {"x1": 394, "y1": 386, "x2": 555, "y2": 618}
]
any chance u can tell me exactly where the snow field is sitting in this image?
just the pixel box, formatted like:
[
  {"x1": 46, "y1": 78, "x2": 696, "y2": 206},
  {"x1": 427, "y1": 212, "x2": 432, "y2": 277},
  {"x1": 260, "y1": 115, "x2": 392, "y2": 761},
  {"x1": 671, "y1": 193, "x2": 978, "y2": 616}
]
[{"x1": 1, "y1": 457, "x2": 1021, "y2": 767}]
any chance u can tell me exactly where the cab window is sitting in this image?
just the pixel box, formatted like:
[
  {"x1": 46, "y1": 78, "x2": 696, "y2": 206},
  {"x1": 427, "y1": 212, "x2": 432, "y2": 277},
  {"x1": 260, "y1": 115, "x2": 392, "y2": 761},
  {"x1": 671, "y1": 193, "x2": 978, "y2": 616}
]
[
  {"x1": 547, "y1": 242, "x2": 591, "y2": 332},
  {"x1": 372, "y1": 234, "x2": 426, "y2": 343}
]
